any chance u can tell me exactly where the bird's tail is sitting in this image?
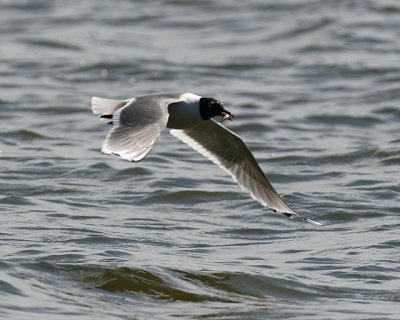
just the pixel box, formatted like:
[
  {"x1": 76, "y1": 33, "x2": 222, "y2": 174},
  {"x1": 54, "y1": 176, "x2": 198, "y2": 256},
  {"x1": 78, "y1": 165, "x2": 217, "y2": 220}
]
[{"x1": 91, "y1": 97, "x2": 128, "y2": 122}]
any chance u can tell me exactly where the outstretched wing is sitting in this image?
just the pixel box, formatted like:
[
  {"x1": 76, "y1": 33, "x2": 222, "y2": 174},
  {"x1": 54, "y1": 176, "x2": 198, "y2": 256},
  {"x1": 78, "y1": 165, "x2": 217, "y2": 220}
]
[
  {"x1": 171, "y1": 119, "x2": 320, "y2": 225},
  {"x1": 96, "y1": 95, "x2": 182, "y2": 161}
]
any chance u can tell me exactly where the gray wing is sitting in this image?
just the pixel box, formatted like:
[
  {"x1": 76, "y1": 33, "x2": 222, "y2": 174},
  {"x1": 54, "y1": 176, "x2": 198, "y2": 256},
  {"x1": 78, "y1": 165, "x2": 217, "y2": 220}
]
[
  {"x1": 171, "y1": 119, "x2": 320, "y2": 225},
  {"x1": 102, "y1": 95, "x2": 182, "y2": 161}
]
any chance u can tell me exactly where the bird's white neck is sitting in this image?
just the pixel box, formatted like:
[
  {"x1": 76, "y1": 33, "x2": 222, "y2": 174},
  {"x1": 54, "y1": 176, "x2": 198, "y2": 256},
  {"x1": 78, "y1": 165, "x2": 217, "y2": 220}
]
[{"x1": 180, "y1": 93, "x2": 201, "y2": 104}]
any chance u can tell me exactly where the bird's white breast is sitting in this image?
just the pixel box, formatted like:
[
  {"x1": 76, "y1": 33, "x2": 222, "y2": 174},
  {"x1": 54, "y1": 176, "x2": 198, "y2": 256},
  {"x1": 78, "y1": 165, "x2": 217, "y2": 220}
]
[{"x1": 166, "y1": 93, "x2": 203, "y2": 129}]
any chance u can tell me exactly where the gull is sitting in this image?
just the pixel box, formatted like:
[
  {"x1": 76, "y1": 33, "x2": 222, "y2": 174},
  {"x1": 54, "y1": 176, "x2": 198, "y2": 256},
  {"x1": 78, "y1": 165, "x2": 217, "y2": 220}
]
[{"x1": 91, "y1": 93, "x2": 320, "y2": 225}]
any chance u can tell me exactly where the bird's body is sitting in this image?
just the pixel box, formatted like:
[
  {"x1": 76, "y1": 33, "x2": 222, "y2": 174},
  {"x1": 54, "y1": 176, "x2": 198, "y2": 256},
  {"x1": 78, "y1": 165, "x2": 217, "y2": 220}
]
[{"x1": 91, "y1": 92, "x2": 320, "y2": 225}]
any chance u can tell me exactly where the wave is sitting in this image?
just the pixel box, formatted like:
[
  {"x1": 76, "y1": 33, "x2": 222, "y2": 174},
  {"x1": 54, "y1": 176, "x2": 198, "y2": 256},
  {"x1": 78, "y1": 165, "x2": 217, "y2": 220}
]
[
  {"x1": 12, "y1": 262, "x2": 318, "y2": 303},
  {"x1": 4, "y1": 261, "x2": 398, "y2": 308}
]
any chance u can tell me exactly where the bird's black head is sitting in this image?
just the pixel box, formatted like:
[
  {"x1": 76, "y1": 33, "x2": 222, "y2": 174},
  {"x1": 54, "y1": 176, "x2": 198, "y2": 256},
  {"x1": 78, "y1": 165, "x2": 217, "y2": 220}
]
[{"x1": 199, "y1": 97, "x2": 234, "y2": 121}]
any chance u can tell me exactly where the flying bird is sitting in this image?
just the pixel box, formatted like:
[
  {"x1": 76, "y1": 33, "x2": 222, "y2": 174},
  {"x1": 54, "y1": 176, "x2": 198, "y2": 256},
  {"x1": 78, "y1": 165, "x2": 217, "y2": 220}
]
[{"x1": 91, "y1": 93, "x2": 320, "y2": 225}]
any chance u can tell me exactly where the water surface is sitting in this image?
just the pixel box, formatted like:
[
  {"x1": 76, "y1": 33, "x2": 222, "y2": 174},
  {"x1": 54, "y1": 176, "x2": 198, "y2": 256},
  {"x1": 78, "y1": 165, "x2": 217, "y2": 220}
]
[{"x1": 1, "y1": 0, "x2": 399, "y2": 319}]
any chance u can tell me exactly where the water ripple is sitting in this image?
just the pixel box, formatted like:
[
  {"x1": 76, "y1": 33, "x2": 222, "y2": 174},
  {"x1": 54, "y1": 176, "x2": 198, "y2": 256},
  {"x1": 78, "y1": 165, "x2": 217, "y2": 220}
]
[{"x1": 1, "y1": 0, "x2": 399, "y2": 319}]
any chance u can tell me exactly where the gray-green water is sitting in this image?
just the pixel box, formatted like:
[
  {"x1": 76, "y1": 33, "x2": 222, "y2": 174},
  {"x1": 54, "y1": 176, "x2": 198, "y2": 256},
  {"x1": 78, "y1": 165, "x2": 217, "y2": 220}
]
[{"x1": 1, "y1": 1, "x2": 399, "y2": 319}]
